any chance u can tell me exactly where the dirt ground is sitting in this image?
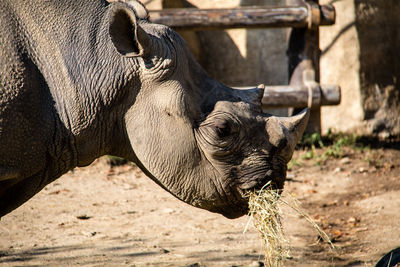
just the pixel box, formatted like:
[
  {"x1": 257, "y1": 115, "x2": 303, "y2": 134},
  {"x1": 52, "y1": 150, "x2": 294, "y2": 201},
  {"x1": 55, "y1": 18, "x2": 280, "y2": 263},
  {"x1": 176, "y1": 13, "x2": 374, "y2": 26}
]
[{"x1": 1, "y1": 144, "x2": 400, "y2": 266}]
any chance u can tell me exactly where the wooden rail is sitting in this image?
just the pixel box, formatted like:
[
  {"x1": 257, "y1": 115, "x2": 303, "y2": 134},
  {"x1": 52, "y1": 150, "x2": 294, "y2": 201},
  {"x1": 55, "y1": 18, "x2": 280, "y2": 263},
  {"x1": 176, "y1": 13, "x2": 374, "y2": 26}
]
[
  {"x1": 149, "y1": 4, "x2": 335, "y2": 30},
  {"x1": 262, "y1": 84, "x2": 340, "y2": 108}
]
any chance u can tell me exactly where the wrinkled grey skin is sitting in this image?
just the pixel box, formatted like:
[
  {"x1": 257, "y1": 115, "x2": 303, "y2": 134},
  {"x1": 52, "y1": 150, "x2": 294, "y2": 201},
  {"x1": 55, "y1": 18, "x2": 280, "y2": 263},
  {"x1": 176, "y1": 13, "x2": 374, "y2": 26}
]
[{"x1": 0, "y1": 0, "x2": 309, "y2": 219}]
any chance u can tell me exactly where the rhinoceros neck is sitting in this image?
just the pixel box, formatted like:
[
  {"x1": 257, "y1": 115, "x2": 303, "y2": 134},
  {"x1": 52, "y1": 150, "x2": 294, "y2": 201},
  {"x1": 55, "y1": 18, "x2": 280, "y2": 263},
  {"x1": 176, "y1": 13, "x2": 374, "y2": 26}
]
[{"x1": 9, "y1": 0, "x2": 138, "y2": 167}]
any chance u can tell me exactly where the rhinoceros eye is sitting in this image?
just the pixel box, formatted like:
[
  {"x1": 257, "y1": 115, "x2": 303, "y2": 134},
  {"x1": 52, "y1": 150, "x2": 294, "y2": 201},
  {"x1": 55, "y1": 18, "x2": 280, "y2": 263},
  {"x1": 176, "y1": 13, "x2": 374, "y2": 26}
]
[
  {"x1": 213, "y1": 119, "x2": 231, "y2": 138},
  {"x1": 196, "y1": 112, "x2": 241, "y2": 151}
]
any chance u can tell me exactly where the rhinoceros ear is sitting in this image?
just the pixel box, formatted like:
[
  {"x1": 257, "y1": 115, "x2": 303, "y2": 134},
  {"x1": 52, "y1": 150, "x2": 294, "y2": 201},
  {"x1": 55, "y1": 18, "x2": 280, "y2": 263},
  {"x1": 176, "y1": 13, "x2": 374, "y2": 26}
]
[{"x1": 109, "y1": 3, "x2": 150, "y2": 57}]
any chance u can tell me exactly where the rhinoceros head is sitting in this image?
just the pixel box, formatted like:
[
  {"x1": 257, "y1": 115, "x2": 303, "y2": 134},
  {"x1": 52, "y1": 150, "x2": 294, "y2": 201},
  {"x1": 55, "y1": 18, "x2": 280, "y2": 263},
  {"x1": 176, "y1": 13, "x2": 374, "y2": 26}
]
[{"x1": 108, "y1": 2, "x2": 309, "y2": 218}]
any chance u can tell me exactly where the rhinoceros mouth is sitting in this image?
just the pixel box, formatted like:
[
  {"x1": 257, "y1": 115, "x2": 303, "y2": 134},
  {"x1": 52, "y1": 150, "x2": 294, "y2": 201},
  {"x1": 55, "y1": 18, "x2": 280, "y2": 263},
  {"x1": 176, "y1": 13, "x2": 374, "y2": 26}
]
[
  {"x1": 214, "y1": 178, "x2": 285, "y2": 219},
  {"x1": 236, "y1": 163, "x2": 287, "y2": 191},
  {"x1": 208, "y1": 159, "x2": 287, "y2": 219},
  {"x1": 237, "y1": 173, "x2": 286, "y2": 192}
]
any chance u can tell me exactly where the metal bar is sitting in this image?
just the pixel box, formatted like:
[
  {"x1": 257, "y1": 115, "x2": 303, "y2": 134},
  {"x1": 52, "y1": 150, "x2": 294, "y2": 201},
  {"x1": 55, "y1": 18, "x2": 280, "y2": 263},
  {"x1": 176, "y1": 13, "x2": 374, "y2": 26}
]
[{"x1": 149, "y1": 4, "x2": 335, "y2": 30}]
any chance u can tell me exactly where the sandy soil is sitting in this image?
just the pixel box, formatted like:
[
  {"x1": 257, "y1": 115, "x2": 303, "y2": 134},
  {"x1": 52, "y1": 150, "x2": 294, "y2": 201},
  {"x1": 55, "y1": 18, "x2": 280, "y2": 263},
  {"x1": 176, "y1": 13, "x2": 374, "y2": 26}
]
[{"x1": 1, "y1": 146, "x2": 399, "y2": 266}]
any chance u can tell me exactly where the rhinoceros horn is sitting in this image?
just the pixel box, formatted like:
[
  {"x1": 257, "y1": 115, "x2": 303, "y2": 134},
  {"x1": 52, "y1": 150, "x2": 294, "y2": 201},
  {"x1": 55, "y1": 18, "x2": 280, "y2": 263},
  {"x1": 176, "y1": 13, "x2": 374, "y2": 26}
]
[
  {"x1": 231, "y1": 84, "x2": 264, "y2": 111},
  {"x1": 266, "y1": 108, "x2": 310, "y2": 161}
]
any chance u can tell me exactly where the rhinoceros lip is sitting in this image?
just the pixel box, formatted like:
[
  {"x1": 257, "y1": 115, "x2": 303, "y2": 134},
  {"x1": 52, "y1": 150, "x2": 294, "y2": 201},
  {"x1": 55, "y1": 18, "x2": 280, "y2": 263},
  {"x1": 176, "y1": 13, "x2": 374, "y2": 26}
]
[
  {"x1": 238, "y1": 179, "x2": 281, "y2": 191},
  {"x1": 237, "y1": 170, "x2": 285, "y2": 192},
  {"x1": 220, "y1": 179, "x2": 281, "y2": 219},
  {"x1": 218, "y1": 176, "x2": 284, "y2": 219},
  {"x1": 238, "y1": 180, "x2": 262, "y2": 191}
]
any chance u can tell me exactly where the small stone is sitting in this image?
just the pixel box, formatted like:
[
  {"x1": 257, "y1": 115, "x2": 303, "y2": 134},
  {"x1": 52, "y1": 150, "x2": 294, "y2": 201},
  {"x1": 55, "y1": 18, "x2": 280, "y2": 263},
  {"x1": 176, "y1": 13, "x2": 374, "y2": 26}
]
[
  {"x1": 81, "y1": 231, "x2": 97, "y2": 237},
  {"x1": 249, "y1": 261, "x2": 264, "y2": 267},
  {"x1": 163, "y1": 208, "x2": 175, "y2": 214},
  {"x1": 76, "y1": 215, "x2": 92, "y2": 220},
  {"x1": 347, "y1": 217, "x2": 356, "y2": 223},
  {"x1": 286, "y1": 173, "x2": 296, "y2": 179},
  {"x1": 359, "y1": 167, "x2": 367, "y2": 173},
  {"x1": 340, "y1": 157, "x2": 351, "y2": 164},
  {"x1": 333, "y1": 167, "x2": 342, "y2": 173}
]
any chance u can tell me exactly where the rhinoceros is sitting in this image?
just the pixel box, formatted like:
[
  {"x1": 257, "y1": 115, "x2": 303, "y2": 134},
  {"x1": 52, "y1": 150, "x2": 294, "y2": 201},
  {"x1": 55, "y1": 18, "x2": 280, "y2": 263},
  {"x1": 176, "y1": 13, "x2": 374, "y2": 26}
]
[{"x1": 0, "y1": 0, "x2": 309, "y2": 219}]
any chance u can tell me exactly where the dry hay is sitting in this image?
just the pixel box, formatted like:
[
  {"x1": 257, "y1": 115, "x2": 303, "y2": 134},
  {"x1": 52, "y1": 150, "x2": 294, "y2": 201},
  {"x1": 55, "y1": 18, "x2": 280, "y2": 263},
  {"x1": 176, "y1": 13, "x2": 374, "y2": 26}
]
[{"x1": 244, "y1": 182, "x2": 333, "y2": 266}]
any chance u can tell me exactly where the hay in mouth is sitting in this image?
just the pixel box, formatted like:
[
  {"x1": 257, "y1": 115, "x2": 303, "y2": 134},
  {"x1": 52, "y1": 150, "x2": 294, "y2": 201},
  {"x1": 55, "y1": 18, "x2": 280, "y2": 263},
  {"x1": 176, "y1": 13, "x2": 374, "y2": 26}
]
[{"x1": 244, "y1": 182, "x2": 333, "y2": 266}]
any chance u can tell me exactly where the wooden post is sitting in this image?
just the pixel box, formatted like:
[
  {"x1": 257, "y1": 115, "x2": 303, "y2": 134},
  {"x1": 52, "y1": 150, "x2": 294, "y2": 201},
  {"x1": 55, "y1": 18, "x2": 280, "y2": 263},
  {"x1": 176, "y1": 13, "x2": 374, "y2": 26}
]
[{"x1": 288, "y1": 0, "x2": 322, "y2": 133}]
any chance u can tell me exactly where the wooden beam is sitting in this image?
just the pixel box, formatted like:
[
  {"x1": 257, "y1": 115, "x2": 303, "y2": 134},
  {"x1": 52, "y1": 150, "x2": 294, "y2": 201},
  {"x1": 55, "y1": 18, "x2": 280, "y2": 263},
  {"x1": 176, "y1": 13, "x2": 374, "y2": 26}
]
[
  {"x1": 149, "y1": 4, "x2": 335, "y2": 30},
  {"x1": 261, "y1": 84, "x2": 340, "y2": 108}
]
